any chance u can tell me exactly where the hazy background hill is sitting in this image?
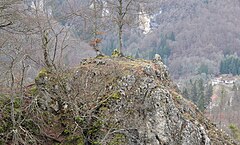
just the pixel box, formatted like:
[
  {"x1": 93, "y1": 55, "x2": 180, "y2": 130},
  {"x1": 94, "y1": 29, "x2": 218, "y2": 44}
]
[
  {"x1": 20, "y1": 0, "x2": 240, "y2": 79},
  {"x1": 44, "y1": 0, "x2": 240, "y2": 79},
  {"x1": 120, "y1": 0, "x2": 240, "y2": 79}
]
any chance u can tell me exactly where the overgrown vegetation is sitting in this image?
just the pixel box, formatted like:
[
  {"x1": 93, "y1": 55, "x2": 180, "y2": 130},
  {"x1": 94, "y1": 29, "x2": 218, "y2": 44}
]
[
  {"x1": 229, "y1": 124, "x2": 240, "y2": 143},
  {"x1": 181, "y1": 79, "x2": 212, "y2": 111},
  {"x1": 1, "y1": 56, "x2": 149, "y2": 144}
]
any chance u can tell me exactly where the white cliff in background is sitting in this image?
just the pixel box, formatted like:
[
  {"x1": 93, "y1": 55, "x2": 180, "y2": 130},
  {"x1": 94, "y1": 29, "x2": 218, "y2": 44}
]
[
  {"x1": 30, "y1": 0, "x2": 52, "y2": 16},
  {"x1": 139, "y1": 11, "x2": 152, "y2": 34}
]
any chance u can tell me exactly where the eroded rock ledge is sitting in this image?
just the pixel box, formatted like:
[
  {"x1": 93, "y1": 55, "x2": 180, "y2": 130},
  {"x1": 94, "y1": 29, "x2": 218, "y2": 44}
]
[{"x1": 5, "y1": 57, "x2": 235, "y2": 145}]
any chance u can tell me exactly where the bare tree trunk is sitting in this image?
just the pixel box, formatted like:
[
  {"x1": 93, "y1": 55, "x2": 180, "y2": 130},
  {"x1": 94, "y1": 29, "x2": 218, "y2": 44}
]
[
  {"x1": 116, "y1": 0, "x2": 133, "y2": 55},
  {"x1": 118, "y1": 0, "x2": 123, "y2": 55},
  {"x1": 93, "y1": 0, "x2": 97, "y2": 42},
  {"x1": 42, "y1": 30, "x2": 52, "y2": 69},
  {"x1": 118, "y1": 24, "x2": 123, "y2": 54},
  {"x1": 93, "y1": 0, "x2": 99, "y2": 54},
  {"x1": 10, "y1": 63, "x2": 16, "y2": 130}
]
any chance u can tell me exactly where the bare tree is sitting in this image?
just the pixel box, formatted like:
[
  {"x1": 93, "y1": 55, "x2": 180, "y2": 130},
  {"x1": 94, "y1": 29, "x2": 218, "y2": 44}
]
[
  {"x1": 65, "y1": 0, "x2": 107, "y2": 56},
  {"x1": 105, "y1": 0, "x2": 136, "y2": 55},
  {"x1": 104, "y1": 0, "x2": 163, "y2": 55},
  {"x1": 24, "y1": 0, "x2": 72, "y2": 70},
  {"x1": 89, "y1": 0, "x2": 105, "y2": 56},
  {"x1": 0, "y1": 1, "x2": 73, "y2": 143}
]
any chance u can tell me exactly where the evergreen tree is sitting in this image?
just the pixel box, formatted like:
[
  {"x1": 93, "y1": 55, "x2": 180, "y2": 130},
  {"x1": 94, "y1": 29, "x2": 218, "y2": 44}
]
[
  {"x1": 220, "y1": 55, "x2": 240, "y2": 75},
  {"x1": 205, "y1": 83, "x2": 213, "y2": 108},
  {"x1": 190, "y1": 80, "x2": 198, "y2": 103},
  {"x1": 182, "y1": 87, "x2": 189, "y2": 99},
  {"x1": 135, "y1": 49, "x2": 140, "y2": 58},
  {"x1": 232, "y1": 83, "x2": 240, "y2": 107},
  {"x1": 198, "y1": 64, "x2": 208, "y2": 74},
  {"x1": 183, "y1": 79, "x2": 211, "y2": 112},
  {"x1": 197, "y1": 79, "x2": 205, "y2": 111},
  {"x1": 168, "y1": 32, "x2": 176, "y2": 41}
]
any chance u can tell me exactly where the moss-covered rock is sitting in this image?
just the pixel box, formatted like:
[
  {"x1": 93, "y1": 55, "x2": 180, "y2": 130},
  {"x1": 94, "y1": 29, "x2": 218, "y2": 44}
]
[
  {"x1": 111, "y1": 49, "x2": 121, "y2": 57},
  {"x1": 64, "y1": 135, "x2": 84, "y2": 145},
  {"x1": 29, "y1": 85, "x2": 38, "y2": 96},
  {"x1": 229, "y1": 124, "x2": 240, "y2": 143},
  {"x1": 35, "y1": 68, "x2": 49, "y2": 83}
]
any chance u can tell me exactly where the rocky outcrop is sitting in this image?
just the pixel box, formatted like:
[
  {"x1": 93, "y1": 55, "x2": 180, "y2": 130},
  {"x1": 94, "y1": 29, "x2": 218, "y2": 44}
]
[{"x1": 27, "y1": 57, "x2": 237, "y2": 144}]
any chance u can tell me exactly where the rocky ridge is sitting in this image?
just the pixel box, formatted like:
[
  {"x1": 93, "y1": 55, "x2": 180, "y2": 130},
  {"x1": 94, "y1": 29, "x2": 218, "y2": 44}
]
[
  {"x1": 0, "y1": 56, "x2": 236, "y2": 144},
  {"x1": 46, "y1": 56, "x2": 236, "y2": 144}
]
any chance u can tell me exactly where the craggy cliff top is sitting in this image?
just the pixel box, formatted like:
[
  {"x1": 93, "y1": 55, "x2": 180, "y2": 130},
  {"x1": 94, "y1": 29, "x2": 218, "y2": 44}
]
[{"x1": 0, "y1": 56, "x2": 237, "y2": 144}]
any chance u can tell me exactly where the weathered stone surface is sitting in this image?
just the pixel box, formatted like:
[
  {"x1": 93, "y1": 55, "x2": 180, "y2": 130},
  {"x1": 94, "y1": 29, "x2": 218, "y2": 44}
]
[{"x1": 35, "y1": 57, "x2": 236, "y2": 144}]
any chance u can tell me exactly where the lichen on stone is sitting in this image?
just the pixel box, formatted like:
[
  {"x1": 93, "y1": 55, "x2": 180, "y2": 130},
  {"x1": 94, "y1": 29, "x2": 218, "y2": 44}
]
[
  {"x1": 111, "y1": 49, "x2": 121, "y2": 57},
  {"x1": 0, "y1": 57, "x2": 237, "y2": 145}
]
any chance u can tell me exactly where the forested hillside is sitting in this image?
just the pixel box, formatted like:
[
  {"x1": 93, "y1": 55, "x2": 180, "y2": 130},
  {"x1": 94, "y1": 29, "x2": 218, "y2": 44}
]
[
  {"x1": 122, "y1": 0, "x2": 240, "y2": 79},
  {"x1": 153, "y1": 0, "x2": 240, "y2": 79},
  {"x1": 11, "y1": 0, "x2": 239, "y2": 78},
  {"x1": 40, "y1": 0, "x2": 240, "y2": 79}
]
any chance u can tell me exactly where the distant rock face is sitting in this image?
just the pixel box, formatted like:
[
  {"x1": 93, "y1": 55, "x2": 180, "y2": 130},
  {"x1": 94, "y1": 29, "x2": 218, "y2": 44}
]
[{"x1": 35, "y1": 57, "x2": 236, "y2": 145}]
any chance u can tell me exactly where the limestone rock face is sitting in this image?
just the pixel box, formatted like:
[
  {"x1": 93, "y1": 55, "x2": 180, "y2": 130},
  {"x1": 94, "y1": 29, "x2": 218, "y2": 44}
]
[{"x1": 34, "y1": 57, "x2": 236, "y2": 145}]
